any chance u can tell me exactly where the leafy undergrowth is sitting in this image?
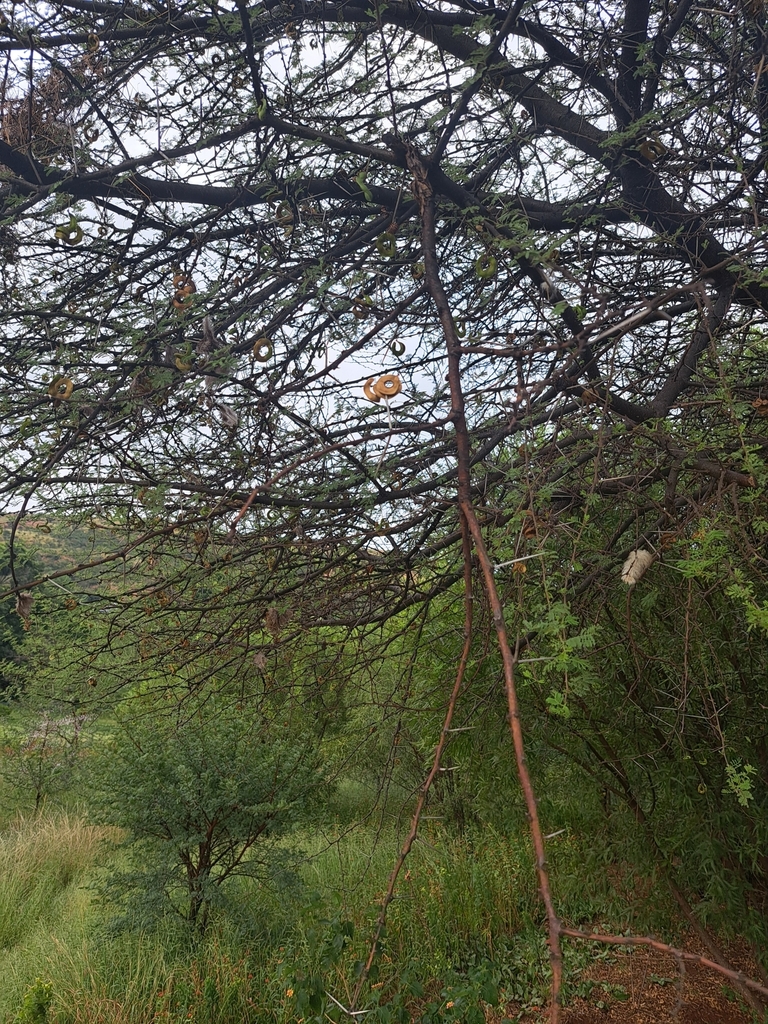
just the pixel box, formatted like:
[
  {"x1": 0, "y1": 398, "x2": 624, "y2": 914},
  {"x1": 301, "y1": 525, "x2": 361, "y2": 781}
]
[{"x1": 0, "y1": 805, "x2": 704, "y2": 1024}]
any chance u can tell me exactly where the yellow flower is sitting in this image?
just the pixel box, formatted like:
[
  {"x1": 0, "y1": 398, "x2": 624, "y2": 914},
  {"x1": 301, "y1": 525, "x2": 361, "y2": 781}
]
[
  {"x1": 286, "y1": 988, "x2": 294, "y2": 998},
  {"x1": 445, "y1": 1001, "x2": 454, "y2": 1009}
]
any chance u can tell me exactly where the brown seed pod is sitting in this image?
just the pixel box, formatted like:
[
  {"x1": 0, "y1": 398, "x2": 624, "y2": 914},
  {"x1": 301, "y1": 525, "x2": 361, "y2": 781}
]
[
  {"x1": 48, "y1": 376, "x2": 74, "y2": 400},
  {"x1": 639, "y1": 138, "x2": 667, "y2": 162},
  {"x1": 373, "y1": 373, "x2": 402, "y2": 399},
  {"x1": 252, "y1": 337, "x2": 273, "y2": 362},
  {"x1": 363, "y1": 377, "x2": 380, "y2": 403},
  {"x1": 522, "y1": 510, "x2": 539, "y2": 539},
  {"x1": 752, "y1": 397, "x2": 768, "y2": 417},
  {"x1": 172, "y1": 273, "x2": 196, "y2": 293}
]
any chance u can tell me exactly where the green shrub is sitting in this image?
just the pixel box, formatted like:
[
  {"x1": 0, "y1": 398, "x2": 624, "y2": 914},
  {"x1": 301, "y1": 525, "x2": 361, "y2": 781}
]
[
  {"x1": 90, "y1": 698, "x2": 329, "y2": 931},
  {"x1": 15, "y1": 979, "x2": 52, "y2": 1024}
]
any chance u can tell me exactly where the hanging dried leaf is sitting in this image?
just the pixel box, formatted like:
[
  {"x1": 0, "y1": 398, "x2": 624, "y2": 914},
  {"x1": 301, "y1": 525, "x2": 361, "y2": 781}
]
[
  {"x1": 15, "y1": 591, "x2": 33, "y2": 619},
  {"x1": 264, "y1": 605, "x2": 293, "y2": 637},
  {"x1": 217, "y1": 403, "x2": 239, "y2": 428},
  {"x1": 620, "y1": 548, "x2": 655, "y2": 586},
  {"x1": 197, "y1": 315, "x2": 218, "y2": 357}
]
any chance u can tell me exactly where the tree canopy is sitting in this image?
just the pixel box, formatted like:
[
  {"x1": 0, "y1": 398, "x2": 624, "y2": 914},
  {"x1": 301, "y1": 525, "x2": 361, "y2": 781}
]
[{"x1": 2, "y1": 0, "x2": 768, "y2": 1016}]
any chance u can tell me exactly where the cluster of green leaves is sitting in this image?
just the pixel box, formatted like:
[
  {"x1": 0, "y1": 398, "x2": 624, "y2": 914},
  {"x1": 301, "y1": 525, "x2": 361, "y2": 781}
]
[{"x1": 90, "y1": 693, "x2": 330, "y2": 930}]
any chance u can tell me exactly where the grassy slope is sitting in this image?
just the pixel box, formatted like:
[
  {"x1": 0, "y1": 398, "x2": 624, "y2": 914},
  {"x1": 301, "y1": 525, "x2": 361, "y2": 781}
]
[{"x1": 0, "y1": 778, "x2": 677, "y2": 1024}]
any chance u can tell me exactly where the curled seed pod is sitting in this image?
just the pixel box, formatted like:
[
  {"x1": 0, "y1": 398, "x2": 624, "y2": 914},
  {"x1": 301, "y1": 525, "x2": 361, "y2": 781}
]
[
  {"x1": 475, "y1": 253, "x2": 497, "y2": 279},
  {"x1": 173, "y1": 273, "x2": 196, "y2": 293},
  {"x1": 522, "y1": 510, "x2": 539, "y2": 539},
  {"x1": 86, "y1": 33, "x2": 100, "y2": 52},
  {"x1": 639, "y1": 138, "x2": 666, "y2": 162},
  {"x1": 54, "y1": 215, "x2": 84, "y2": 246},
  {"x1": 48, "y1": 376, "x2": 74, "y2": 400},
  {"x1": 175, "y1": 353, "x2": 193, "y2": 371},
  {"x1": 411, "y1": 262, "x2": 425, "y2": 280},
  {"x1": 352, "y1": 297, "x2": 372, "y2": 320},
  {"x1": 252, "y1": 337, "x2": 273, "y2": 362},
  {"x1": 390, "y1": 341, "x2": 406, "y2": 356},
  {"x1": 373, "y1": 373, "x2": 402, "y2": 399},
  {"x1": 455, "y1": 319, "x2": 467, "y2": 339},
  {"x1": 363, "y1": 377, "x2": 380, "y2": 403},
  {"x1": 376, "y1": 231, "x2": 396, "y2": 258}
]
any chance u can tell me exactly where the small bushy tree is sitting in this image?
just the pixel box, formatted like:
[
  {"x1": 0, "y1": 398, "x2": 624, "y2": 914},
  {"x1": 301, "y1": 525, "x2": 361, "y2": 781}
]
[{"x1": 92, "y1": 697, "x2": 328, "y2": 931}]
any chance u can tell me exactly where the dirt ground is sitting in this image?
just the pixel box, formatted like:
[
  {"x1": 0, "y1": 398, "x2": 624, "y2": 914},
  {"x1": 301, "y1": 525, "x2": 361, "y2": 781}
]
[{"x1": 505, "y1": 938, "x2": 762, "y2": 1024}]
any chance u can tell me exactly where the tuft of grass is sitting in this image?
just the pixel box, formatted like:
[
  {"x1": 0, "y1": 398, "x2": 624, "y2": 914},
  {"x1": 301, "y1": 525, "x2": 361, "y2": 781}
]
[
  {"x1": 0, "y1": 813, "x2": 112, "y2": 952},
  {"x1": 0, "y1": 804, "x2": 678, "y2": 1024}
]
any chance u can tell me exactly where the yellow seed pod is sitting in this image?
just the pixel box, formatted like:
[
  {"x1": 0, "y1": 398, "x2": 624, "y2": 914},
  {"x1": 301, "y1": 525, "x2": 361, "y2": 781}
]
[
  {"x1": 363, "y1": 377, "x2": 380, "y2": 403},
  {"x1": 373, "y1": 373, "x2": 402, "y2": 399},
  {"x1": 48, "y1": 376, "x2": 74, "y2": 400},
  {"x1": 252, "y1": 337, "x2": 273, "y2": 362},
  {"x1": 175, "y1": 354, "x2": 193, "y2": 372}
]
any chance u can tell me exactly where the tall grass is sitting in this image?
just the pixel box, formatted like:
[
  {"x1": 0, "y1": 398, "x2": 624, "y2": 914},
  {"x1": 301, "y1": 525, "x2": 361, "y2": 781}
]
[
  {"x1": 0, "y1": 805, "x2": 674, "y2": 1024},
  {"x1": 0, "y1": 813, "x2": 109, "y2": 951}
]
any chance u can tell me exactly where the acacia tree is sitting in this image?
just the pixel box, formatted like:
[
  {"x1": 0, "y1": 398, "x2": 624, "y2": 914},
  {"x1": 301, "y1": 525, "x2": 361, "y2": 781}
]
[{"x1": 1, "y1": 0, "x2": 768, "y2": 1016}]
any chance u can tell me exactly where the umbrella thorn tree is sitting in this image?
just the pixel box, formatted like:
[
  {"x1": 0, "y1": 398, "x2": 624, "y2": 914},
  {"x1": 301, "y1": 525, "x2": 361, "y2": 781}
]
[
  {"x1": 1, "y1": 0, "x2": 768, "y2": 1015},
  {"x1": 90, "y1": 697, "x2": 329, "y2": 932}
]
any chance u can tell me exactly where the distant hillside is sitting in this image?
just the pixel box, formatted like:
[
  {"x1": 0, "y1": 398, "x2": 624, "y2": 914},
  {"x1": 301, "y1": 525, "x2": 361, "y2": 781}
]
[{"x1": 0, "y1": 517, "x2": 124, "y2": 587}]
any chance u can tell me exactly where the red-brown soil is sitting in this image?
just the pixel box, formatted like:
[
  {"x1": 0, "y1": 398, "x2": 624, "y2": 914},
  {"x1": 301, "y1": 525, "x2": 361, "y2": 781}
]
[{"x1": 500, "y1": 938, "x2": 762, "y2": 1024}]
